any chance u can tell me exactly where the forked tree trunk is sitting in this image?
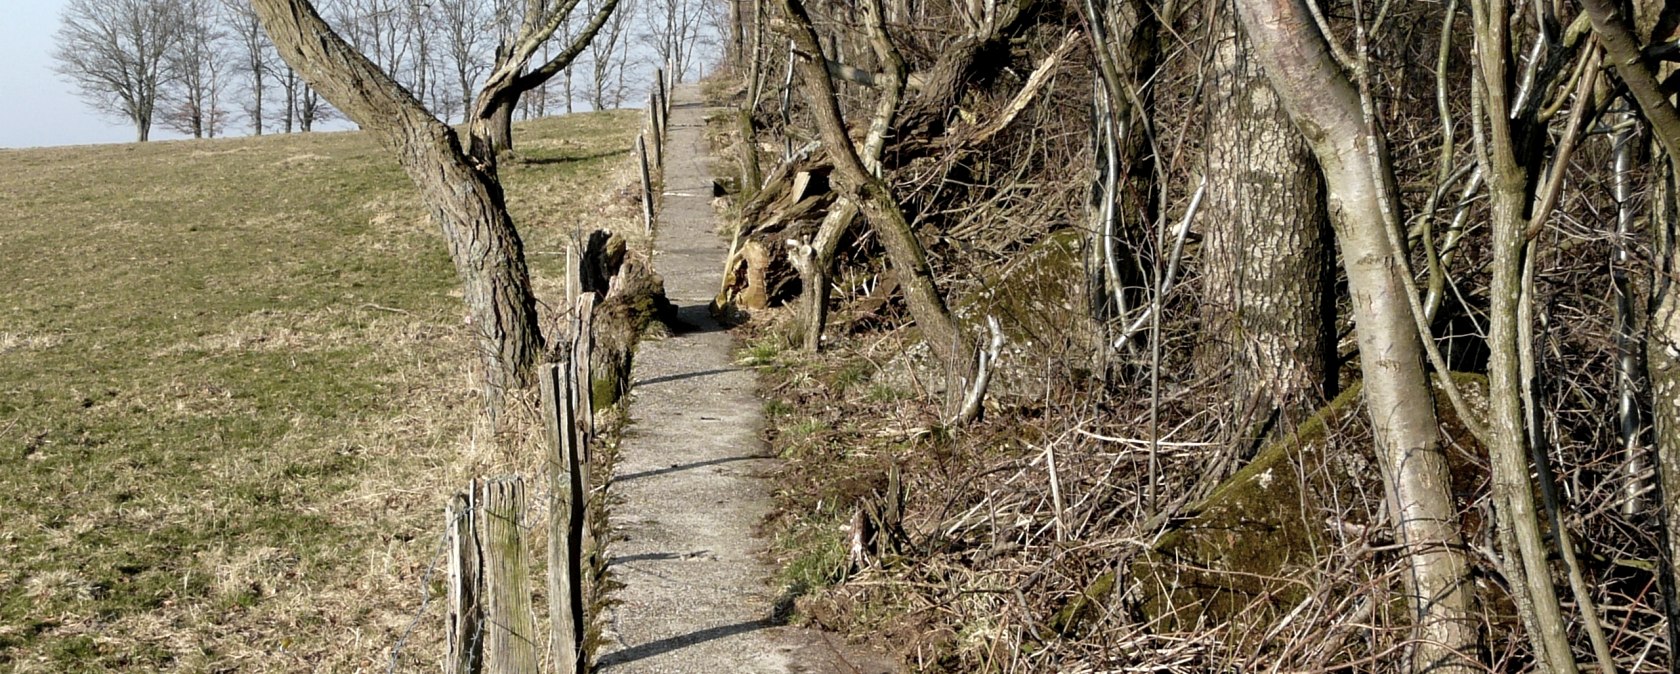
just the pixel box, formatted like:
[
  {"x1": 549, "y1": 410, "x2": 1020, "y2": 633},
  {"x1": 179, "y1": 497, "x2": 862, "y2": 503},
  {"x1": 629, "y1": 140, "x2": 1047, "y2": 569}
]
[
  {"x1": 1466, "y1": 1, "x2": 1584, "y2": 670},
  {"x1": 477, "y1": 95, "x2": 518, "y2": 159},
  {"x1": 1233, "y1": 0, "x2": 1480, "y2": 670},
  {"x1": 792, "y1": 0, "x2": 900, "y2": 352},
  {"x1": 777, "y1": 0, "x2": 975, "y2": 395},
  {"x1": 466, "y1": 0, "x2": 623, "y2": 171},
  {"x1": 250, "y1": 0, "x2": 544, "y2": 415},
  {"x1": 1196, "y1": 8, "x2": 1331, "y2": 444}
]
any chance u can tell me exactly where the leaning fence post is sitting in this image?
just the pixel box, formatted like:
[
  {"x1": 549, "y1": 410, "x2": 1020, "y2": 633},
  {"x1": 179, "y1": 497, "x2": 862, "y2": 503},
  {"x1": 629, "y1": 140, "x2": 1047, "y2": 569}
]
[
  {"x1": 636, "y1": 136, "x2": 655, "y2": 236},
  {"x1": 571, "y1": 296, "x2": 598, "y2": 575},
  {"x1": 655, "y1": 67, "x2": 668, "y2": 123},
  {"x1": 541, "y1": 363, "x2": 587, "y2": 674},
  {"x1": 572, "y1": 294, "x2": 597, "y2": 448},
  {"x1": 479, "y1": 477, "x2": 539, "y2": 674},
  {"x1": 446, "y1": 488, "x2": 482, "y2": 674},
  {"x1": 649, "y1": 92, "x2": 664, "y2": 169}
]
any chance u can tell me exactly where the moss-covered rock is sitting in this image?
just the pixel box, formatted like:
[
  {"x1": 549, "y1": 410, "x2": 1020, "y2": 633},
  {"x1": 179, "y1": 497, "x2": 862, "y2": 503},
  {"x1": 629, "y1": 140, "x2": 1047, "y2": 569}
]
[
  {"x1": 1126, "y1": 374, "x2": 1490, "y2": 633},
  {"x1": 880, "y1": 229, "x2": 1096, "y2": 399},
  {"x1": 955, "y1": 229, "x2": 1095, "y2": 380}
]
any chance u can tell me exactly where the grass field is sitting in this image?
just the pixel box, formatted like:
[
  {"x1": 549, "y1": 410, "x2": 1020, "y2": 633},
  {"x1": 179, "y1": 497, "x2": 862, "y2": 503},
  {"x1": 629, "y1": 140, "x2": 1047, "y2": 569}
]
[{"x1": 0, "y1": 112, "x2": 641, "y2": 671}]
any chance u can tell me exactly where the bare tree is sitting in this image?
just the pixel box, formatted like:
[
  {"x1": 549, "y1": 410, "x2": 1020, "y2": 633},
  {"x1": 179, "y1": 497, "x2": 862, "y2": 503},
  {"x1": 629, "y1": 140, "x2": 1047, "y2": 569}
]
[
  {"x1": 161, "y1": 0, "x2": 232, "y2": 138},
  {"x1": 586, "y1": 0, "x2": 635, "y2": 109},
  {"x1": 223, "y1": 0, "x2": 277, "y2": 134},
  {"x1": 643, "y1": 0, "x2": 704, "y2": 81},
  {"x1": 467, "y1": 0, "x2": 625, "y2": 160},
  {"x1": 436, "y1": 0, "x2": 495, "y2": 120},
  {"x1": 776, "y1": 0, "x2": 976, "y2": 405},
  {"x1": 52, "y1": 0, "x2": 182, "y2": 142},
  {"x1": 1232, "y1": 0, "x2": 1481, "y2": 670},
  {"x1": 250, "y1": 0, "x2": 622, "y2": 415}
]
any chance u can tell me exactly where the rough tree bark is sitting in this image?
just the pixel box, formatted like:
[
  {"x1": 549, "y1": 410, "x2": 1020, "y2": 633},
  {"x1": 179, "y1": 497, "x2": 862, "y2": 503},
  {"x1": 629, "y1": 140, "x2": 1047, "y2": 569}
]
[
  {"x1": 1233, "y1": 0, "x2": 1480, "y2": 670},
  {"x1": 1195, "y1": 6, "x2": 1331, "y2": 447},
  {"x1": 250, "y1": 0, "x2": 544, "y2": 416},
  {"x1": 775, "y1": 0, "x2": 976, "y2": 397}
]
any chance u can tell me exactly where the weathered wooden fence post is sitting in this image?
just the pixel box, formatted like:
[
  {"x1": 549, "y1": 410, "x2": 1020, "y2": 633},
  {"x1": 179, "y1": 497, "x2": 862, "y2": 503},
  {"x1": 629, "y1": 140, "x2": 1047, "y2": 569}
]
[
  {"x1": 446, "y1": 489, "x2": 482, "y2": 674},
  {"x1": 637, "y1": 137, "x2": 656, "y2": 236},
  {"x1": 571, "y1": 296, "x2": 597, "y2": 569},
  {"x1": 655, "y1": 67, "x2": 668, "y2": 125},
  {"x1": 480, "y1": 477, "x2": 539, "y2": 673},
  {"x1": 541, "y1": 358, "x2": 587, "y2": 674},
  {"x1": 648, "y1": 92, "x2": 664, "y2": 170}
]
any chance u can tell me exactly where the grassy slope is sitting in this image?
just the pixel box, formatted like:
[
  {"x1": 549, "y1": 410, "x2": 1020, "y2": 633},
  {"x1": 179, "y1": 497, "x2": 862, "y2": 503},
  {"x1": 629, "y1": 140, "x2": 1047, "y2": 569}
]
[{"x1": 0, "y1": 112, "x2": 640, "y2": 672}]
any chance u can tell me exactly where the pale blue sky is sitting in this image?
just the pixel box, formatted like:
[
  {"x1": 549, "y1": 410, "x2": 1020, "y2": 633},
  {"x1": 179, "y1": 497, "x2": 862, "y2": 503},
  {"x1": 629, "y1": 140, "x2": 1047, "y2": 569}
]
[
  {"x1": 0, "y1": 0, "x2": 169, "y2": 148},
  {"x1": 0, "y1": 1, "x2": 714, "y2": 149}
]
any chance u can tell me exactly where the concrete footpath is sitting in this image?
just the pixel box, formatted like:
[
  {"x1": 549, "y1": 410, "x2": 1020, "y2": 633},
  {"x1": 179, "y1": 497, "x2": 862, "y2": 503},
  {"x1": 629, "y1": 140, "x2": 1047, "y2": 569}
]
[{"x1": 596, "y1": 85, "x2": 895, "y2": 674}]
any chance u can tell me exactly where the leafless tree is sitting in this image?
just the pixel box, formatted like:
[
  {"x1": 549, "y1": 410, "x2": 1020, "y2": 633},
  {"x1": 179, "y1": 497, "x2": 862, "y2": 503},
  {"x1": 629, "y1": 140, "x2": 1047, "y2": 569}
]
[
  {"x1": 223, "y1": 0, "x2": 278, "y2": 134},
  {"x1": 161, "y1": 0, "x2": 232, "y2": 138},
  {"x1": 586, "y1": 0, "x2": 636, "y2": 109},
  {"x1": 435, "y1": 0, "x2": 495, "y2": 120},
  {"x1": 250, "y1": 0, "x2": 622, "y2": 416},
  {"x1": 1233, "y1": 0, "x2": 1481, "y2": 669},
  {"x1": 468, "y1": 0, "x2": 625, "y2": 158},
  {"x1": 643, "y1": 0, "x2": 705, "y2": 81},
  {"x1": 52, "y1": 0, "x2": 183, "y2": 142}
]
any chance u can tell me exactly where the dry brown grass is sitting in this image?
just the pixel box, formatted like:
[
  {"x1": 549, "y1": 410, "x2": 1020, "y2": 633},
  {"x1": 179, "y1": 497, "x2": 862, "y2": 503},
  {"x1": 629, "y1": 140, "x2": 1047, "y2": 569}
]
[{"x1": 0, "y1": 110, "x2": 644, "y2": 672}]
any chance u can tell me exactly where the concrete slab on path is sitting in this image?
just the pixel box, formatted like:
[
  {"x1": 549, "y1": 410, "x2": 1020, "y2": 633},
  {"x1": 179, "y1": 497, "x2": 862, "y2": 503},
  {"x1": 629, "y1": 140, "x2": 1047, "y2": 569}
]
[{"x1": 597, "y1": 85, "x2": 897, "y2": 674}]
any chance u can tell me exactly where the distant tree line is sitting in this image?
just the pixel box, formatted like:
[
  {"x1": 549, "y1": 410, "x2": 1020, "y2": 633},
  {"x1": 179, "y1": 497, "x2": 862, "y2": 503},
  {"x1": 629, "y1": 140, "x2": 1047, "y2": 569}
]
[{"x1": 52, "y1": 0, "x2": 720, "y2": 142}]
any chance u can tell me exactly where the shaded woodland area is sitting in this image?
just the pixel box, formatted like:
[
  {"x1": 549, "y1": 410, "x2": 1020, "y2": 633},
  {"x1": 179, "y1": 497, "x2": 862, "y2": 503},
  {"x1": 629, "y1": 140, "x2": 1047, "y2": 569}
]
[{"x1": 714, "y1": 0, "x2": 1680, "y2": 670}]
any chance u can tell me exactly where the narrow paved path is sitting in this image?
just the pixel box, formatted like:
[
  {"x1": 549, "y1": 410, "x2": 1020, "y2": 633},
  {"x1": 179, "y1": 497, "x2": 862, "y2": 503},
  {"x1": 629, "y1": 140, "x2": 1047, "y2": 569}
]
[{"x1": 598, "y1": 86, "x2": 894, "y2": 674}]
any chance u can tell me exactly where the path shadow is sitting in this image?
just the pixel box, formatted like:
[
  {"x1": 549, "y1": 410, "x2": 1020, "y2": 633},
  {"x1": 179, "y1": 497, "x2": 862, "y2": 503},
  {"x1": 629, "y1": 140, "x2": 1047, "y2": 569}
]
[
  {"x1": 634, "y1": 367, "x2": 735, "y2": 388},
  {"x1": 608, "y1": 551, "x2": 695, "y2": 566},
  {"x1": 615, "y1": 455, "x2": 758, "y2": 483},
  {"x1": 514, "y1": 147, "x2": 630, "y2": 166},
  {"x1": 661, "y1": 303, "x2": 730, "y2": 335},
  {"x1": 597, "y1": 620, "x2": 771, "y2": 669}
]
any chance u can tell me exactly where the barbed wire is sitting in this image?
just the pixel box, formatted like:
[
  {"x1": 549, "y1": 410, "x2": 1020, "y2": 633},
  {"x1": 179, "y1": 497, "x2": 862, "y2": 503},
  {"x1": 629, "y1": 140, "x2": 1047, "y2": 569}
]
[{"x1": 387, "y1": 514, "x2": 453, "y2": 674}]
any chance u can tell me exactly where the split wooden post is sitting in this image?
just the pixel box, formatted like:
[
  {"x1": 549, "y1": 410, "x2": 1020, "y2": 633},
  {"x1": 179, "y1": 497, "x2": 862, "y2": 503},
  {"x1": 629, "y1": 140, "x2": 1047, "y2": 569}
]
[
  {"x1": 479, "y1": 477, "x2": 539, "y2": 674},
  {"x1": 540, "y1": 360, "x2": 587, "y2": 674},
  {"x1": 655, "y1": 67, "x2": 668, "y2": 124},
  {"x1": 565, "y1": 232, "x2": 582, "y2": 304},
  {"x1": 637, "y1": 136, "x2": 655, "y2": 235},
  {"x1": 571, "y1": 296, "x2": 597, "y2": 566},
  {"x1": 445, "y1": 489, "x2": 482, "y2": 674},
  {"x1": 648, "y1": 92, "x2": 664, "y2": 169}
]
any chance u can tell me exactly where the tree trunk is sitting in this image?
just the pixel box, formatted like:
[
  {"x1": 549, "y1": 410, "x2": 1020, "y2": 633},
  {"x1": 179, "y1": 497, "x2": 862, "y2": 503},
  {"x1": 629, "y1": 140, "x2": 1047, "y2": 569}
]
[
  {"x1": 1195, "y1": 7, "x2": 1331, "y2": 443},
  {"x1": 1082, "y1": 0, "x2": 1156, "y2": 376},
  {"x1": 253, "y1": 65, "x2": 265, "y2": 135},
  {"x1": 1466, "y1": 1, "x2": 1583, "y2": 669},
  {"x1": 1648, "y1": 169, "x2": 1680, "y2": 673},
  {"x1": 777, "y1": 0, "x2": 975, "y2": 396},
  {"x1": 792, "y1": 0, "x2": 901, "y2": 352},
  {"x1": 1233, "y1": 0, "x2": 1480, "y2": 670},
  {"x1": 483, "y1": 95, "x2": 517, "y2": 158},
  {"x1": 250, "y1": 0, "x2": 544, "y2": 416}
]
